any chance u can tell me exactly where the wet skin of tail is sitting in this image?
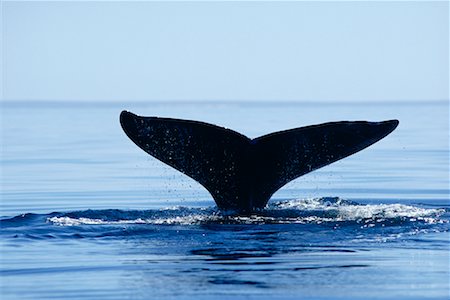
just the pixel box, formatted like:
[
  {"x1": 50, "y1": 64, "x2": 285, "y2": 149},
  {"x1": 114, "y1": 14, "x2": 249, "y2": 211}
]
[{"x1": 120, "y1": 111, "x2": 399, "y2": 212}]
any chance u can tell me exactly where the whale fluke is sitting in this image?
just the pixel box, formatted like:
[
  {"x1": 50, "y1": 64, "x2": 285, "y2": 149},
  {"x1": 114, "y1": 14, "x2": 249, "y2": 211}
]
[{"x1": 120, "y1": 111, "x2": 398, "y2": 212}]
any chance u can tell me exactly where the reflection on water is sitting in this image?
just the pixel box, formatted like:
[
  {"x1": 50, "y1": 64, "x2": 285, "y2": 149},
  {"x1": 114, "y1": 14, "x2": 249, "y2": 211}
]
[
  {"x1": 2, "y1": 206, "x2": 449, "y2": 300},
  {"x1": 2, "y1": 198, "x2": 448, "y2": 299}
]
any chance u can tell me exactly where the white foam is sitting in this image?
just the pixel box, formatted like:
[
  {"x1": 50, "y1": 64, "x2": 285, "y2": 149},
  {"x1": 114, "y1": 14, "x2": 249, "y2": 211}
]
[
  {"x1": 47, "y1": 198, "x2": 445, "y2": 226},
  {"x1": 48, "y1": 214, "x2": 217, "y2": 226},
  {"x1": 48, "y1": 216, "x2": 149, "y2": 226},
  {"x1": 271, "y1": 198, "x2": 444, "y2": 221},
  {"x1": 336, "y1": 203, "x2": 442, "y2": 221}
]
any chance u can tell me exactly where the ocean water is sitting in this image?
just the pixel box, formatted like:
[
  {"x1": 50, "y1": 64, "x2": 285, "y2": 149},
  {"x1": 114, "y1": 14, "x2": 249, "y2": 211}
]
[{"x1": 1, "y1": 101, "x2": 449, "y2": 299}]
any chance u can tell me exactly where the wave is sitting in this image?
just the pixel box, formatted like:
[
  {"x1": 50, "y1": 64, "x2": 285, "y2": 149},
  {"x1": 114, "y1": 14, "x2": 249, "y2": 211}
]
[{"x1": 42, "y1": 197, "x2": 446, "y2": 226}]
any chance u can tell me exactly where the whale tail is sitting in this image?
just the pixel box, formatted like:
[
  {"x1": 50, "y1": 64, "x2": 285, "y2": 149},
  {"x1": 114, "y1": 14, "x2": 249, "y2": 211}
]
[{"x1": 120, "y1": 111, "x2": 398, "y2": 212}]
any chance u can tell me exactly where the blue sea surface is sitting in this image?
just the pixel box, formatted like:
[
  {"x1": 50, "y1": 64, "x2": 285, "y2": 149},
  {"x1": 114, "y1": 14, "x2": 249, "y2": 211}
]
[{"x1": 1, "y1": 101, "x2": 449, "y2": 299}]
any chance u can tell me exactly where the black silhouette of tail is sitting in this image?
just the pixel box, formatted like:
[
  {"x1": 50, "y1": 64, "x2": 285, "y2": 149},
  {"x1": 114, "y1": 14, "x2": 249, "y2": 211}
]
[{"x1": 120, "y1": 111, "x2": 399, "y2": 212}]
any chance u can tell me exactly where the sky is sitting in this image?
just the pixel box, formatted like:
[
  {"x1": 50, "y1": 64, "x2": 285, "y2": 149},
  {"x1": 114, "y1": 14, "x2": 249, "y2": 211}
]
[{"x1": 1, "y1": 1, "x2": 449, "y2": 102}]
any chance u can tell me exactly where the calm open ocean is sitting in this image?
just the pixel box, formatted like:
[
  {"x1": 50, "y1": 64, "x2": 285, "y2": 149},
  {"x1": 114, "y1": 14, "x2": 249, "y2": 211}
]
[{"x1": 1, "y1": 101, "x2": 449, "y2": 299}]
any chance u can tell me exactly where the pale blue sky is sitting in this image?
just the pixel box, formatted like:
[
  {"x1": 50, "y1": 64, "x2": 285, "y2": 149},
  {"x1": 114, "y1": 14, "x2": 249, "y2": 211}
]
[{"x1": 1, "y1": 1, "x2": 449, "y2": 102}]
